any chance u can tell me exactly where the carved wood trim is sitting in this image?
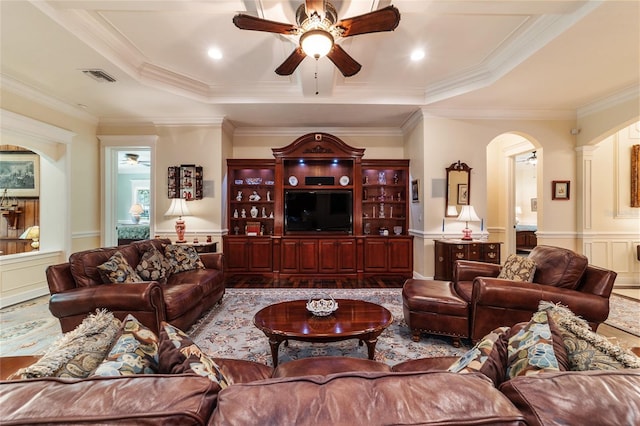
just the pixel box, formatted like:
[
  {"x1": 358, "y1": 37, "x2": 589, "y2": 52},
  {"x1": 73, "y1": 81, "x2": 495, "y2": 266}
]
[{"x1": 632, "y1": 144, "x2": 640, "y2": 208}]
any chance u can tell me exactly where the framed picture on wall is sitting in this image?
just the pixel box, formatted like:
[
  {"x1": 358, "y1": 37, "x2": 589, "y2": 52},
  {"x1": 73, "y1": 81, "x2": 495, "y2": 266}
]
[
  {"x1": 0, "y1": 153, "x2": 40, "y2": 197},
  {"x1": 552, "y1": 180, "x2": 570, "y2": 200},
  {"x1": 411, "y1": 179, "x2": 419, "y2": 203},
  {"x1": 457, "y1": 184, "x2": 468, "y2": 205},
  {"x1": 531, "y1": 198, "x2": 538, "y2": 212}
]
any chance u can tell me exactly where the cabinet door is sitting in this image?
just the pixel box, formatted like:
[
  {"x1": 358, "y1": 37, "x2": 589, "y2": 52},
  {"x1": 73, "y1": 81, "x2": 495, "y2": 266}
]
[
  {"x1": 248, "y1": 238, "x2": 273, "y2": 271},
  {"x1": 434, "y1": 240, "x2": 449, "y2": 280},
  {"x1": 318, "y1": 239, "x2": 357, "y2": 273},
  {"x1": 467, "y1": 243, "x2": 482, "y2": 260},
  {"x1": 388, "y1": 238, "x2": 413, "y2": 272},
  {"x1": 298, "y1": 240, "x2": 318, "y2": 273},
  {"x1": 280, "y1": 239, "x2": 299, "y2": 273},
  {"x1": 224, "y1": 238, "x2": 249, "y2": 271},
  {"x1": 364, "y1": 238, "x2": 388, "y2": 271}
]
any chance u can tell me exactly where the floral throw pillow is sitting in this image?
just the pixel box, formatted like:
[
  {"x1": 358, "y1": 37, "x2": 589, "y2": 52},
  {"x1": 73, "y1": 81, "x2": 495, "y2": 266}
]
[
  {"x1": 506, "y1": 310, "x2": 560, "y2": 379},
  {"x1": 539, "y1": 301, "x2": 640, "y2": 370},
  {"x1": 92, "y1": 314, "x2": 159, "y2": 376},
  {"x1": 447, "y1": 326, "x2": 510, "y2": 386},
  {"x1": 158, "y1": 321, "x2": 230, "y2": 388},
  {"x1": 97, "y1": 251, "x2": 143, "y2": 284},
  {"x1": 164, "y1": 244, "x2": 205, "y2": 274},
  {"x1": 497, "y1": 254, "x2": 537, "y2": 282},
  {"x1": 136, "y1": 246, "x2": 172, "y2": 281}
]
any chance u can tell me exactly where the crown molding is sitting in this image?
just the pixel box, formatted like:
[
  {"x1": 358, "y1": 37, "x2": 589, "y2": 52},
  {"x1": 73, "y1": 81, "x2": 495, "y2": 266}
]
[
  {"x1": 577, "y1": 85, "x2": 640, "y2": 118},
  {"x1": 233, "y1": 126, "x2": 403, "y2": 137},
  {"x1": 1, "y1": 75, "x2": 98, "y2": 125},
  {"x1": 420, "y1": 107, "x2": 575, "y2": 120},
  {"x1": 1, "y1": 109, "x2": 76, "y2": 145}
]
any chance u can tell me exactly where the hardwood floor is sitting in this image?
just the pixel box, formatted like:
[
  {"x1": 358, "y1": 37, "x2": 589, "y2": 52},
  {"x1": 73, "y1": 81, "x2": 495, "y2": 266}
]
[{"x1": 224, "y1": 275, "x2": 407, "y2": 289}]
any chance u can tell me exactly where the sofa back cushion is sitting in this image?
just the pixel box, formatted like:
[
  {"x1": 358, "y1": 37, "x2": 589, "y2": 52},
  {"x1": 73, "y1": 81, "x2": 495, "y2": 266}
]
[
  {"x1": 69, "y1": 245, "x2": 136, "y2": 287},
  {"x1": 213, "y1": 371, "x2": 526, "y2": 425},
  {"x1": 528, "y1": 245, "x2": 588, "y2": 289}
]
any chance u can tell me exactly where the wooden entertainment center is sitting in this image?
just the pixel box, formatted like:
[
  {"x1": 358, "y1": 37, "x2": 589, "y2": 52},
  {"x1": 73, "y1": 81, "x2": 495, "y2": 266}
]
[{"x1": 223, "y1": 133, "x2": 413, "y2": 279}]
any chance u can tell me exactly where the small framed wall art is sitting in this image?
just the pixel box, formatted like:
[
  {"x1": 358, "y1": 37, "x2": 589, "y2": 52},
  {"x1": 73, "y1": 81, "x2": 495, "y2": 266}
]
[
  {"x1": 552, "y1": 180, "x2": 570, "y2": 200},
  {"x1": 411, "y1": 179, "x2": 419, "y2": 203}
]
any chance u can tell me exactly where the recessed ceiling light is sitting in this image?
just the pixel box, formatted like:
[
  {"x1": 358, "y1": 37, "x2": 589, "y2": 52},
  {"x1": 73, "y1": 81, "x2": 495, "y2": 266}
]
[
  {"x1": 207, "y1": 47, "x2": 223, "y2": 60},
  {"x1": 410, "y1": 49, "x2": 425, "y2": 61}
]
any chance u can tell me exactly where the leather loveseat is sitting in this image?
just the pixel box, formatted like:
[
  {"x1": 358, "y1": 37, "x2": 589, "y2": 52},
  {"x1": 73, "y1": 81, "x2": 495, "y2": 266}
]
[{"x1": 45, "y1": 238, "x2": 224, "y2": 334}]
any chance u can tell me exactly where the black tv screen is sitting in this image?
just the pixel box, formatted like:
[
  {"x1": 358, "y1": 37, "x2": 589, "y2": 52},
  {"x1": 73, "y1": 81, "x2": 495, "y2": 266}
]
[{"x1": 285, "y1": 190, "x2": 353, "y2": 234}]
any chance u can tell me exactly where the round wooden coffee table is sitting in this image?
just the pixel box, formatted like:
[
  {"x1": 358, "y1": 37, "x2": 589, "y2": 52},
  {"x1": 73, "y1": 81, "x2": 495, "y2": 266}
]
[{"x1": 253, "y1": 299, "x2": 393, "y2": 367}]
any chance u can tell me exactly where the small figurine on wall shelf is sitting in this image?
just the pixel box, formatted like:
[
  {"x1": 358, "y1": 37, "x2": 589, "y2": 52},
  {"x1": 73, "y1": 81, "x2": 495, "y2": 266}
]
[
  {"x1": 250, "y1": 206, "x2": 258, "y2": 218},
  {"x1": 267, "y1": 190, "x2": 271, "y2": 201},
  {"x1": 249, "y1": 191, "x2": 261, "y2": 201},
  {"x1": 241, "y1": 208, "x2": 246, "y2": 218},
  {"x1": 236, "y1": 191, "x2": 243, "y2": 201}
]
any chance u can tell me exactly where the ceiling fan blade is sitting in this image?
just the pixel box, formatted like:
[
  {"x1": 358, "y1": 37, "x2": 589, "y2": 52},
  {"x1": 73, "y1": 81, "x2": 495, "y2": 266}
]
[
  {"x1": 275, "y1": 47, "x2": 307, "y2": 75},
  {"x1": 233, "y1": 14, "x2": 298, "y2": 35},
  {"x1": 305, "y1": 0, "x2": 326, "y2": 17},
  {"x1": 335, "y1": 5, "x2": 400, "y2": 37},
  {"x1": 326, "y1": 44, "x2": 361, "y2": 77}
]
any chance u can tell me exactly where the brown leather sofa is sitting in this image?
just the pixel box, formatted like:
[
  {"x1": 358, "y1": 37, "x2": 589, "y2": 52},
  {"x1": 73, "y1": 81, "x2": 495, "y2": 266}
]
[
  {"x1": 404, "y1": 245, "x2": 617, "y2": 343},
  {"x1": 46, "y1": 238, "x2": 225, "y2": 334},
  {"x1": 2, "y1": 355, "x2": 639, "y2": 425}
]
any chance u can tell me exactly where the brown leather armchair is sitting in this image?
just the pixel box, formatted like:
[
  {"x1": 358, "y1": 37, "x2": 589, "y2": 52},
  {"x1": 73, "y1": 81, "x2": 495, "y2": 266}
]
[
  {"x1": 455, "y1": 245, "x2": 617, "y2": 341},
  {"x1": 403, "y1": 245, "x2": 616, "y2": 344}
]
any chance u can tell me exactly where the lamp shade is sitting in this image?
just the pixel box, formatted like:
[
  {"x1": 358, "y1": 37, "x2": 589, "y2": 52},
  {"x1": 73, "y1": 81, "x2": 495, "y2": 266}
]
[
  {"x1": 300, "y1": 29, "x2": 334, "y2": 58},
  {"x1": 446, "y1": 205, "x2": 458, "y2": 216},
  {"x1": 20, "y1": 225, "x2": 39, "y2": 240},
  {"x1": 515, "y1": 206, "x2": 523, "y2": 215},
  {"x1": 457, "y1": 205, "x2": 480, "y2": 223},
  {"x1": 164, "y1": 198, "x2": 191, "y2": 218},
  {"x1": 129, "y1": 203, "x2": 144, "y2": 215}
]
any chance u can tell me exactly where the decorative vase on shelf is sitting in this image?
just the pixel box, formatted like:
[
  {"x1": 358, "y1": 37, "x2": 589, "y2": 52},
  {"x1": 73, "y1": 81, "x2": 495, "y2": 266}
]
[{"x1": 250, "y1": 205, "x2": 258, "y2": 218}]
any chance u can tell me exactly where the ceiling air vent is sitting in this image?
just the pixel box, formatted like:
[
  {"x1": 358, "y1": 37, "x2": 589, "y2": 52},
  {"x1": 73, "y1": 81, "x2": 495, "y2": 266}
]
[{"x1": 81, "y1": 69, "x2": 116, "y2": 83}]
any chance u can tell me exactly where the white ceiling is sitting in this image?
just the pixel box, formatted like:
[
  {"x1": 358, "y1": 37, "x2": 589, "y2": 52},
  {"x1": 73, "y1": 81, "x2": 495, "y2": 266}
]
[{"x1": 1, "y1": 1, "x2": 638, "y2": 128}]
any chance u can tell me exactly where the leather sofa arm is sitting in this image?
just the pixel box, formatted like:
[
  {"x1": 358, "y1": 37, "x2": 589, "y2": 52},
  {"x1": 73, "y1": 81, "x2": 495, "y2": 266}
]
[
  {"x1": 454, "y1": 260, "x2": 501, "y2": 282},
  {"x1": 48, "y1": 282, "x2": 165, "y2": 318},
  {"x1": 472, "y1": 277, "x2": 609, "y2": 323},
  {"x1": 199, "y1": 252, "x2": 223, "y2": 270}
]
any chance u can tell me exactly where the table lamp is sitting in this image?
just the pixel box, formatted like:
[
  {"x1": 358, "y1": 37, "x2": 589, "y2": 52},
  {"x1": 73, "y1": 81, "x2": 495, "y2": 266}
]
[
  {"x1": 164, "y1": 198, "x2": 191, "y2": 243},
  {"x1": 20, "y1": 225, "x2": 40, "y2": 249},
  {"x1": 129, "y1": 203, "x2": 144, "y2": 224},
  {"x1": 456, "y1": 205, "x2": 480, "y2": 240}
]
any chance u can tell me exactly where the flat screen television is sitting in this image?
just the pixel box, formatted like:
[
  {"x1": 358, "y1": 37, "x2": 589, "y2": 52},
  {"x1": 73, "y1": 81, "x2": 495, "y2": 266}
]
[{"x1": 285, "y1": 190, "x2": 353, "y2": 234}]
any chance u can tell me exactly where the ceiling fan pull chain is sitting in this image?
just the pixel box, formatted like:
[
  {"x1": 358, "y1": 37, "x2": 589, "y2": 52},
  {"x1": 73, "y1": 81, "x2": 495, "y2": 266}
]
[{"x1": 315, "y1": 58, "x2": 319, "y2": 95}]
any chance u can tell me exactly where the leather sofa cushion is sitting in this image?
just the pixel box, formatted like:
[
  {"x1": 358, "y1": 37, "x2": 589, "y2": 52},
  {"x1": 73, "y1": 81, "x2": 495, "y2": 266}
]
[
  {"x1": 273, "y1": 356, "x2": 391, "y2": 378},
  {"x1": 213, "y1": 371, "x2": 525, "y2": 425},
  {"x1": 528, "y1": 245, "x2": 588, "y2": 289},
  {"x1": 70, "y1": 245, "x2": 141, "y2": 287},
  {"x1": 166, "y1": 268, "x2": 223, "y2": 297},
  {"x1": 500, "y1": 370, "x2": 640, "y2": 426},
  {"x1": 162, "y1": 284, "x2": 204, "y2": 321},
  {"x1": 0, "y1": 375, "x2": 219, "y2": 425}
]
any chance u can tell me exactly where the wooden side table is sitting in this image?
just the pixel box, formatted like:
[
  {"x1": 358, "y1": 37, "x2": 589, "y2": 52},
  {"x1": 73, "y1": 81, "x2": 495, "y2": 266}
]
[{"x1": 176, "y1": 241, "x2": 218, "y2": 253}]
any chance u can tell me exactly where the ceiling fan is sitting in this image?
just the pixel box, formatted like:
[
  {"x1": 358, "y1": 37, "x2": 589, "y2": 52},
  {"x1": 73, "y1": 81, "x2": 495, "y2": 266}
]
[
  {"x1": 121, "y1": 153, "x2": 150, "y2": 167},
  {"x1": 233, "y1": 0, "x2": 400, "y2": 77}
]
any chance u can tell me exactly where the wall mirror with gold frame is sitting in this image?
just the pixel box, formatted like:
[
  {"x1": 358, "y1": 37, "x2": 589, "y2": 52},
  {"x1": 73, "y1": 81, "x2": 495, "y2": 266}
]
[{"x1": 445, "y1": 161, "x2": 471, "y2": 217}]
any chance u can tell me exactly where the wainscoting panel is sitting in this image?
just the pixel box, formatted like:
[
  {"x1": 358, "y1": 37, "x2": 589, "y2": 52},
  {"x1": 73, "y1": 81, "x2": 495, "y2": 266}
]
[{"x1": 583, "y1": 238, "x2": 640, "y2": 285}]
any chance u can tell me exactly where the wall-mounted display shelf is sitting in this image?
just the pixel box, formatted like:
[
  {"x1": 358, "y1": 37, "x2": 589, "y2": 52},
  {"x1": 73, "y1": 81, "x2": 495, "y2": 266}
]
[{"x1": 168, "y1": 164, "x2": 203, "y2": 200}]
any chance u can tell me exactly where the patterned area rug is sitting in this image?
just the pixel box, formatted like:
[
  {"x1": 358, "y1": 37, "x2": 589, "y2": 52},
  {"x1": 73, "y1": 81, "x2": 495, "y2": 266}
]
[
  {"x1": 1, "y1": 291, "x2": 638, "y2": 360},
  {"x1": 188, "y1": 288, "x2": 470, "y2": 366}
]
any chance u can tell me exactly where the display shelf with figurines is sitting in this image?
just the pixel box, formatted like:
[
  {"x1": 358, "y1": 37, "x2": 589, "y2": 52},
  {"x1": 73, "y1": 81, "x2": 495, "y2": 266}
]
[
  {"x1": 226, "y1": 159, "x2": 275, "y2": 236},
  {"x1": 361, "y1": 160, "x2": 409, "y2": 236}
]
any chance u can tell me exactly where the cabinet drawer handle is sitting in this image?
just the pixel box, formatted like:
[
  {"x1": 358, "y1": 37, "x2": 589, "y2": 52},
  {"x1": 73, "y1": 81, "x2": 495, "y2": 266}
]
[
  {"x1": 456, "y1": 245, "x2": 463, "y2": 249},
  {"x1": 489, "y1": 244, "x2": 496, "y2": 249},
  {"x1": 438, "y1": 256, "x2": 444, "y2": 262},
  {"x1": 455, "y1": 253, "x2": 464, "y2": 259},
  {"x1": 487, "y1": 252, "x2": 496, "y2": 259}
]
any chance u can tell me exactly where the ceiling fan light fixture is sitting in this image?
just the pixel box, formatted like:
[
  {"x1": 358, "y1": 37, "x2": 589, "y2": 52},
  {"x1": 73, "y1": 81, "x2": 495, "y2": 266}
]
[{"x1": 300, "y1": 29, "x2": 334, "y2": 59}]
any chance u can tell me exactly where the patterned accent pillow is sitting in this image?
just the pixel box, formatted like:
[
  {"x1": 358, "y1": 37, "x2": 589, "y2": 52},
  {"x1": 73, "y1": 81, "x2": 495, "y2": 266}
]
[
  {"x1": 497, "y1": 254, "x2": 537, "y2": 282},
  {"x1": 11, "y1": 310, "x2": 121, "y2": 379},
  {"x1": 447, "y1": 326, "x2": 510, "y2": 386},
  {"x1": 539, "y1": 301, "x2": 640, "y2": 370},
  {"x1": 92, "y1": 314, "x2": 159, "y2": 376},
  {"x1": 164, "y1": 244, "x2": 205, "y2": 273},
  {"x1": 158, "y1": 321, "x2": 230, "y2": 388},
  {"x1": 97, "y1": 251, "x2": 143, "y2": 283},
  {"x1": 506, "y1": 311, "x2": 560, "y2": 379},
  {"x1": 136, "y1": 246, "x2": 172, "y2": 281}
]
